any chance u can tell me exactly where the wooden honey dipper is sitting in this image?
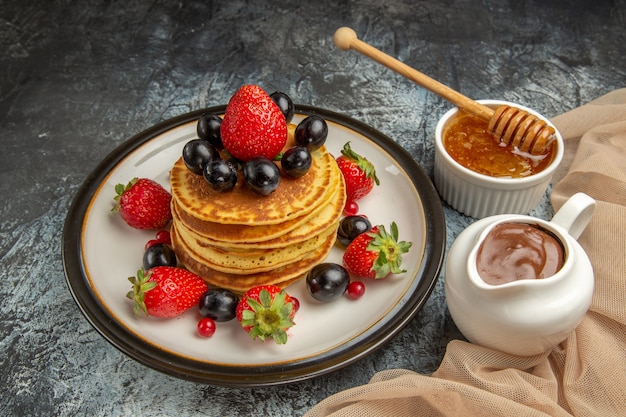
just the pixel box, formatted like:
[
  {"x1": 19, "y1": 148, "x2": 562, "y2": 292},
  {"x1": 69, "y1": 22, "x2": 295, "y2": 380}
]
[{"x1": 333, "y1": 27, "x2": 556, "y2": 155}]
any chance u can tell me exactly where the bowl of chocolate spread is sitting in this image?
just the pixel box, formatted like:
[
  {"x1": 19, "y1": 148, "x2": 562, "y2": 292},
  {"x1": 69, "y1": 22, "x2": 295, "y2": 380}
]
[
  {"x1": 475, "y1": 222, "x2": 565, "y2": 286},
  {"x1": 444, "y1": 193, "x2": 596, "y2": 356}
]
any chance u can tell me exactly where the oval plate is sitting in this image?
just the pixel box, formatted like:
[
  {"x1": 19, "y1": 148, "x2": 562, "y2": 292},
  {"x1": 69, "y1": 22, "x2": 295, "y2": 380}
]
[{"x1": 62, "y1": 105, "x2": 446, "y2": 387}]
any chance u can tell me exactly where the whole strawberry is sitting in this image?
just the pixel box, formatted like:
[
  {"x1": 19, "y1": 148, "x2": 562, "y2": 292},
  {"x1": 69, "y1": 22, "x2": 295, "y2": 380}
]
[
  {"x1": 235, "y1": 284, "x2": 295, "y2": 344},
  {"x1": 112, "y1": 177, "x2": 172, "y2": 230},
  {"x1": 221, "y1": 85, "x2": 287, "y2": 161},
  {"x1": 126, "y1": 267, "x2": 208, "y2": 318},
  {"x1": 342, "y1": 222, "x2": 412, "y2": 279},
  {"x1": 336, "y1": 142, "x2": 380, "y2": 201}
]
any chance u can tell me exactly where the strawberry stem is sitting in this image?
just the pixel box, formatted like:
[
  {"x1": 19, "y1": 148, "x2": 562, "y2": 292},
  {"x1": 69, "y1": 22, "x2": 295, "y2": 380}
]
[
  {"x1": 126, "y1": 268, "x2": 157, "y2": 318},
  {"x1": 240, "y1": 289, "x2": 294, "y2": 344},
  {"x1": 367, "y1": 222, "x2": 412, "y2": 279}
]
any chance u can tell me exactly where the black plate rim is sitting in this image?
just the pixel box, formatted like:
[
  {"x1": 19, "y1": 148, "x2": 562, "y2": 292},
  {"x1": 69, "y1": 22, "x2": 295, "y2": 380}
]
[{"x1": 62, "y1": 104, "x2": 446, "y2": 387}]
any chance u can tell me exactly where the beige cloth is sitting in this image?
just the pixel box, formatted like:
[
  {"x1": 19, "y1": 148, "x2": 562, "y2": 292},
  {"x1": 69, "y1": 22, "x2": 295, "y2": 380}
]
[{"x1": 306, "y1": 89, "x2": 626, "y2": 417}]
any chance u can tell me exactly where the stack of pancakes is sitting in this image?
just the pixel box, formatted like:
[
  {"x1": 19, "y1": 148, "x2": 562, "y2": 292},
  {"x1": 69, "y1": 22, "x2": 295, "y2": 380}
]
[{"x1": 169, "y1": 138, "x2": 346, "y2": 294}]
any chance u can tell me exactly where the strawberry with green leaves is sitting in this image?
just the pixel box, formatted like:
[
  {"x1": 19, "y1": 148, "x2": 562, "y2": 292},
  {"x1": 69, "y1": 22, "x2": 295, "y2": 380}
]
[
  {"x1": 112, "y1": 177, "x2": 172, "y2": 230},
  {"x1": 235, "y1": 284, "x2": 296, "y2": 344},
  {"x1": 127, "y1": 266, "x2": 208, "y2": 318},
  {"x1": 336, "y1": 142, "x2": 380, "y2": 201},
  {"x1": 220, "y1": 85, "x2": 288, "y2": 161},
  {"x1": 342, "y1": 222, "x2": 412, "y2": 279}
]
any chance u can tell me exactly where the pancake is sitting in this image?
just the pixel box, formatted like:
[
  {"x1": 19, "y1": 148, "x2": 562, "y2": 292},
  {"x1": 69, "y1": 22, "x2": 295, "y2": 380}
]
[
  {"x1": 171, "y1": 198, "x2": 321, "y2": 243},
  {"x1": 171, "y1": 173, "x2": 346, "y2": 249},
  {"x1": 170, "y1": 144, "x2": 336, "y2": 225},
  {"x1": 173, "y1": 222, "x2": 338, "y2": 274},
  {"x1": 169, "y1": 129, "x2": 347, "y2": 294},
  {"x1": 171, "y1": 224, "x2": 337, "y2": 294}
]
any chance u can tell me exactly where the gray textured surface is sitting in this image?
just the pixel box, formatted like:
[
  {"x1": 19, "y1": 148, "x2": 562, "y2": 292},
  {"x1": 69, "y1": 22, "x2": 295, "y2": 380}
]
[{"x1": 1, "y1": 0, "x2": 625, "y2": 415}]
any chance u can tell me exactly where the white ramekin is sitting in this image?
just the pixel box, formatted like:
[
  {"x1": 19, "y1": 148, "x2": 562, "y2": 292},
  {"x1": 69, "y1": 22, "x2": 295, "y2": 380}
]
[{"x1": 434, "y1": 100, "x2": 564, "y2": 219}]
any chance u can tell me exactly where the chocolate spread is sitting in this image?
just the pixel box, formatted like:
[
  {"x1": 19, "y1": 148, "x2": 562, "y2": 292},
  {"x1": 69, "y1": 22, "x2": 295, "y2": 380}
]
[{"x1": 476, "y1": 222, "x2": 565, "y2": 285}]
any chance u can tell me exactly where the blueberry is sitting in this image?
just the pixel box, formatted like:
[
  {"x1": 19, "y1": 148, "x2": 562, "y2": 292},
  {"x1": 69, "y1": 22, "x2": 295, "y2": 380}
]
[
  {"x1": 197, "y1": 113, "x2": 224, "y2": 149},
  {"x1": 306, "y1": 263, "x2": 350, "y2": 302},
  {"x1": 203, "y1": 159, "x2": 238, "y2": 192},
  {"x1": 243, "y1": 157, "x2": 281, "y2": 195},
  {"x1": 198, "y1": 288, "x2": 239, "y2": 322},
  {"x1": 281, "y1": 146, "x2": 312, "y2": 178},
  {"x1": 295, "y1": 115, "x2": 328, "y2": 151},
  {"x1": 182, "y1": 139, "x2": 219, "y2": 175},
  {"x1": 270, "y1": 91, "x2": 294, "y2": 124},
  {"x1": 143, "y1": 243, "x2": 177, "y2": 270},
  {"x1": 337, "y1": 215, "x2": 372, "y2": 246}
]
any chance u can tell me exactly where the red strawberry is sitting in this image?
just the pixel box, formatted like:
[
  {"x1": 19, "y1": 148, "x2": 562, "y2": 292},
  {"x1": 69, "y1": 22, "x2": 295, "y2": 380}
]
[
  {"x1": 220, "y1": 85, "x2": 287, "y2": 161},
  {"x1": 112, "y1": 177, "x2": 172, "y2": 230},
  {"x1": 336, "y1": 142, "x2": 380, "y2": 201},
  {"x1": 342, "y1": 222, "x2": 412, "y2": 279},
  {"x1": 126, "y1": 267, "x2": 208, "y2": 318},
  {"x1": 235, "y1": 284, "x2": 296, "y2": 344}
]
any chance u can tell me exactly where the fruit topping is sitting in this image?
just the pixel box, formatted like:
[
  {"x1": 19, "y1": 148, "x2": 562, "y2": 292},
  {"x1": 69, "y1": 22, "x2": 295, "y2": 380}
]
[
  {"x1": 155, "y1": 230, "x2": 171, "y2": 245},
  {"x1": 220, "y1": 84, "x2": 287, "y2": 161},
  {"x1": 145, "y1": 239, "x2": 160, "y2": 249},
  {"x1": 305, "y1": 263, "x2": 350, "y2": 303},
  {"x1": 337, "y1": 215, "x2": 372, "y2": 246},
  {"x1": 197, "y1": 113, "x2": 224, "y2": 149},
  {"x1": 291, "y1": 296, "x2": 300, "y2": 314},
  {"x1": 342, "y1": 222, "x2": 412, "y2": 279},
  {"x1": 346, "y1": 281, "x2": 365, "y2": 300},
  {"x1": 295, "y1": 115, "x2": 328, "y2": 151},
  {"x1": 145, "y1": 230, "x2": 172, "y2": 249},
  {"x1": 343, "y1": 200, "x2": 359, "y2": 216},
  {"x1": 112, "y1": 177, "x2": 172, "y2": 230},
  {"x1": 235, "y1": 285, "x2": 295, "y2": 344},
  {"x1": 243, "y1": 157, "x2": 281, "y2": 195},
  {"x1": 197, "y1": 317, "x2": 217, "y2": 337},
  {"x1": 203, "y1": 158, "x2": 238, "y2": 192},
  {"x1": 198, "y1": 288, "x2": 239, "y2": 322},
  {"x1": 336, "y1": 142, "x2": 380, "y2": 201},
  {"x1": 270, "y1": 91, "x2": 295, "y2": 124},
  {"x1": 142, "y1": 242, "x2": 177, "y2": 270},
  {"x1": 126, "y1": 267, "x2": 208, "y2": 318},
  {"x1": 182, "y1": 139, "x2": 219, "y2": 175},
  {"x1": 281, "y1": 145, "x2": 312, "y2": 178}
]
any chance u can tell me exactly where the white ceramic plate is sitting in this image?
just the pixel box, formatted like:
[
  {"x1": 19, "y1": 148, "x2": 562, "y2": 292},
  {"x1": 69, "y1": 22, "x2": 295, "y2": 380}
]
[{"x1": 63, "y1": 105, "x2": 445, "y2": 386}]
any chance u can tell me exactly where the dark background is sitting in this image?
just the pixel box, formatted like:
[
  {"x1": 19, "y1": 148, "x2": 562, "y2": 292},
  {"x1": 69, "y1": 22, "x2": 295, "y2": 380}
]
[{"x1": 2, "y1": 1, "x2": 624, "y2": 415}]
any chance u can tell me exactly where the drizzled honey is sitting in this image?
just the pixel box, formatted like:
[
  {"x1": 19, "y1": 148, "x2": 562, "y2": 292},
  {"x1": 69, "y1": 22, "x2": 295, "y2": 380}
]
[{"x1": 443, "y1": 110, "x2": 556, "y2": 178}]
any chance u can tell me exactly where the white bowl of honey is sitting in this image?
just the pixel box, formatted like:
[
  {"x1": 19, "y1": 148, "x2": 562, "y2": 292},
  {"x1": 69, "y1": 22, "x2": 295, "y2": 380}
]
[{"x1": 434, "y1": 100, "x2": 564, "y2": 219}]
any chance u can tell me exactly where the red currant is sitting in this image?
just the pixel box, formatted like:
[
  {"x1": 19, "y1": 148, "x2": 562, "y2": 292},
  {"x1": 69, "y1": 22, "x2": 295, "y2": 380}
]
[
  {"x1": 144, "y1": 239, "x2": 160, "y2": 250},
  {"x1": 346, "y1": 281, "x2": 365, "y2": 300},
  {"x1": 155, "y1": 230, "x2": 171, "y2": 245},
  {"x1": 197, "y1": 317, "x2": 216, "y2": 337},
  {"x1": 291, "y1": 296, "x2": 300, "y2": 314},
  {"x1": 343, "y1": 200, "x2": 359, "y2": 216}
]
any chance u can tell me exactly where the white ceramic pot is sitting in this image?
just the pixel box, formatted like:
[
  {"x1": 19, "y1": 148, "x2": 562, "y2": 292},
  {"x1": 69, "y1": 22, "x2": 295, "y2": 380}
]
[
  {"x1": 445, "y1": 193, "x2": 596, "y2": 356},
  {"x1": 434, "y1": 100, "x2": 564, "y2": 219}
]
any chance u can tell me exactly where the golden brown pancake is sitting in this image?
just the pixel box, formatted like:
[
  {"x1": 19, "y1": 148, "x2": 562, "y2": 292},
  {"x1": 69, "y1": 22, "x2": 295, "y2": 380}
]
[
  {"x1": 173, "y1": 222, "x2": 338, "y2": 274},
  {"x1": 171, "y1": 225, "x2": 337, "y2": 294},
  {"x1": 169, "y1": 145, "x2": 336, "y2": 225},
  {"x1": 171, "y1": 174, "x2": 345, "y2": 249}
]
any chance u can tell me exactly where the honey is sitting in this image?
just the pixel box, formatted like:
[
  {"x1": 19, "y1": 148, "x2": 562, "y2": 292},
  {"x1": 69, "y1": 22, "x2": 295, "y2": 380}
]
[{"x1": 443, "y1": 110, "x2": 556, "y2": 178}]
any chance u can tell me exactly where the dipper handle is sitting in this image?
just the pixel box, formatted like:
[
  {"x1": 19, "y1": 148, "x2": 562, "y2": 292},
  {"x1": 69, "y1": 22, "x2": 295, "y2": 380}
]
[
  {"x1": 333, "y1": 27, "x2": 494, "y2": 120},
  {"x1": 333, "y1": 27, "x2": 556, "y2": 155}
]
